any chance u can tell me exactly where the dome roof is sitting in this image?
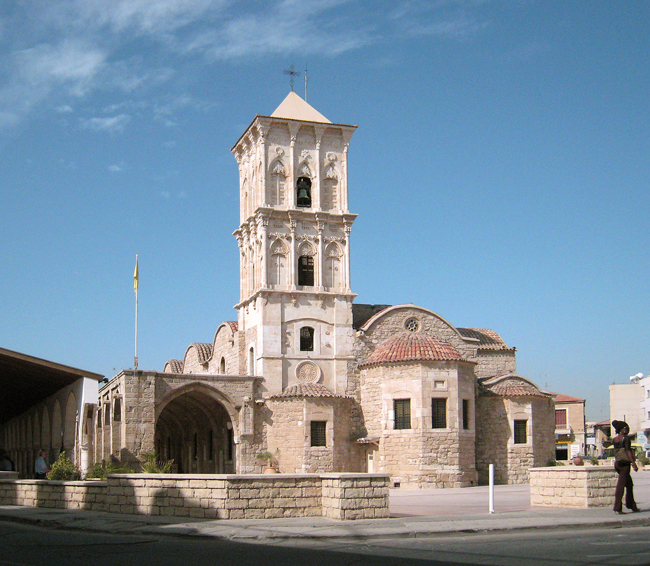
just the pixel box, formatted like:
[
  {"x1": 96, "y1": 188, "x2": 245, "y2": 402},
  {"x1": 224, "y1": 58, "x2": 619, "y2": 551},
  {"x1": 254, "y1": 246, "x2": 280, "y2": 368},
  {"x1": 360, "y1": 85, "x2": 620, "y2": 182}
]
[{"x1": 361, "y1": 332, "x2": 465, "y2": 367}]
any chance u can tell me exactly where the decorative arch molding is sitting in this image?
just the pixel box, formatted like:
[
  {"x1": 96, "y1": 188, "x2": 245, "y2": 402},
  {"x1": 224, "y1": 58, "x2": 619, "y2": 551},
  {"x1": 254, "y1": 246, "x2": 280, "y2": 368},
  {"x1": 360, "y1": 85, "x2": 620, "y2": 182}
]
[
  {"x1": 270, "y1": 238, "x2": 289, "y2": 256},
  {"x1": 298, "y1": 240, "x2": 316, "y2": 257},
  {"x1": 155, "y1": 382, "x2": 239, "y2": 431},
  {"x1": 360, "y1": 304, "x2": 466, "y2": 341},
  {"x1": 297, "y1": 160, "x2": 313, "y2": 179},
  {"x1": 323, "y1": 163, "x2": 339, "y2": 180},
  {"x1": 269, "y1": 158, "x2": 286, "y2": 176},
  {"x1": 325, "y1": 241, "x2": 342, "y2": 258}
]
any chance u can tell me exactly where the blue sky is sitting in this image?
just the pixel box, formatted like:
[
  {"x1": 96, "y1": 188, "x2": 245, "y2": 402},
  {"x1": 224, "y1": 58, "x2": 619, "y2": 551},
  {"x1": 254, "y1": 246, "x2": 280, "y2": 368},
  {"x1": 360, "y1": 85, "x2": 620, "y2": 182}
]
[{"x1": 1, "y1": 1, "x2": 648, "y2": 423}]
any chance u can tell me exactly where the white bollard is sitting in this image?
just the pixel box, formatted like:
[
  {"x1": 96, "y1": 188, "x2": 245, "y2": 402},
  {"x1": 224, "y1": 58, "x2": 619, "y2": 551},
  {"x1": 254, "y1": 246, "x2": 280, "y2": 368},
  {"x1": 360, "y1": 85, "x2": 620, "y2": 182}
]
[{"x1": 489, "y1": 463, "x2": 495, "y2": 514}]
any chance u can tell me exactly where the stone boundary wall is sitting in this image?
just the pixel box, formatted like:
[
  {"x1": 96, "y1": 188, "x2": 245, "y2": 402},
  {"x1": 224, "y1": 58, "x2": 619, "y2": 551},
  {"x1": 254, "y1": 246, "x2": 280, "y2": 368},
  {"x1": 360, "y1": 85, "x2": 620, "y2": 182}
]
[
  {"x1": 0, "y1": 473, "x2": 390, "y2": 521},
  {"x1": 530, "y1": 466, "x2": 617, "y2": 508}
]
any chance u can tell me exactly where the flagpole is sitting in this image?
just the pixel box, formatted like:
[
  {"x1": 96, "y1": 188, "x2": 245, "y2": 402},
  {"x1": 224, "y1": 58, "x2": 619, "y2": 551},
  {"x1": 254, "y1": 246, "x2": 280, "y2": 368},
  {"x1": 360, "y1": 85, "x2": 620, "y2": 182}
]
[{"x1": 134, "y1": 254, "x2": 139, "y2": 371}]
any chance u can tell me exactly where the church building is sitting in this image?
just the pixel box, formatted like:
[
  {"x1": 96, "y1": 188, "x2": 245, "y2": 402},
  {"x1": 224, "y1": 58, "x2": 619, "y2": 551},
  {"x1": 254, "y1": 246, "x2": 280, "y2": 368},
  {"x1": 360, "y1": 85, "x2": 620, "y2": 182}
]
[{"x1": 93, "y1": 92, "x2": 555, "y2": 487}]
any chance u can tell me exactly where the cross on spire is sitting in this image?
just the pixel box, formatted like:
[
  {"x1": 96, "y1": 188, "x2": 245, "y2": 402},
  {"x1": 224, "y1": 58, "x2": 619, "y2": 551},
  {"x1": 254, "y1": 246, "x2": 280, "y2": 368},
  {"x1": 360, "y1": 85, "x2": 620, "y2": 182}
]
[{"x1": 284, "y1": 64, "x2": 301, "y2": 91}]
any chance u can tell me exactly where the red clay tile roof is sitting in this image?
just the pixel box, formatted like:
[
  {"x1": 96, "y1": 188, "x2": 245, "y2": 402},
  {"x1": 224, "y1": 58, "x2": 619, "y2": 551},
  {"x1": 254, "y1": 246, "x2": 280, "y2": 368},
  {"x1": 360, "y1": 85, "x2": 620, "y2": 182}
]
[
  {"x1": 225, "y1": 321, "x2": 238, "y2": 333},
  {"x1": 457, "y1": 328, "x2": 514, "y2": 351},
  {"x1": 480, "y1": 375, "x2": 549, "y2": 398},
  {"x1": 551, "y1": 392, "x2": 586, "y2": 403},
  {"x1": 360, "y1": 332, "x2": 467, "y2": 367},
  {"x1": 190, "y1": 342, "x2": 213, "y2": 364},
  {"x1": 270, "y1": 383, "x2": 346, "y2": 398},
  {"x1": 165, "y1": 359, "x2": 184, "y2": 373}
]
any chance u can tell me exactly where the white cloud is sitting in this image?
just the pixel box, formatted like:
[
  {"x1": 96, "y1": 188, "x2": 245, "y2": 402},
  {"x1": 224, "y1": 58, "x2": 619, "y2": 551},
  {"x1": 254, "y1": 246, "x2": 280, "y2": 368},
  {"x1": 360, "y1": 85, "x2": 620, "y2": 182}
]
[
  {"x1": 80, "y1": 114, "x2": 131, "y2": 133},
  {"x1": 0, "y1": 0, "x2": 491, "y2": 132},
  {"x1": 17, "y1": 40, "x2": 107, "y2": 96},
  {"x1": 71, "y1": 0, "x2": 225, "y2": 35}
]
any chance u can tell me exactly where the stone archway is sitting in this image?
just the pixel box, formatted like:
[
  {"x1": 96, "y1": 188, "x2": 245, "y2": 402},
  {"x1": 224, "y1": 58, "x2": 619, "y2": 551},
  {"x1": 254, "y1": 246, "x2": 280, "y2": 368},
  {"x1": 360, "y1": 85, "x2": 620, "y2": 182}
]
[{"x1": 155, "y1": 386, "x2": 235, "y2": 474}]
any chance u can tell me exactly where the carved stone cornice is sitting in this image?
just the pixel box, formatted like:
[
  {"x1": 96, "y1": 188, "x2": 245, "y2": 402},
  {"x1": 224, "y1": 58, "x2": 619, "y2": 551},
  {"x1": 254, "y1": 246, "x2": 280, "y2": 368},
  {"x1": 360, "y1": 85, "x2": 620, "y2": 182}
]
[
  {"x1": 323, "y1": 236, "x2": 346, "y2": 245},
  {"x1": 268, "y1": 233, "x2": 291, "y2": 244}
]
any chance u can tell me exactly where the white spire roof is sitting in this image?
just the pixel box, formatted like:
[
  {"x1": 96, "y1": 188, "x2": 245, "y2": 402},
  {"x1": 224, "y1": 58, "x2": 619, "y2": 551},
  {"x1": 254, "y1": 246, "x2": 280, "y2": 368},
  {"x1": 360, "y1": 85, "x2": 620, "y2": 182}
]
[{"x1": 270, "y1": 91, "x2": 331, "y2": 124}]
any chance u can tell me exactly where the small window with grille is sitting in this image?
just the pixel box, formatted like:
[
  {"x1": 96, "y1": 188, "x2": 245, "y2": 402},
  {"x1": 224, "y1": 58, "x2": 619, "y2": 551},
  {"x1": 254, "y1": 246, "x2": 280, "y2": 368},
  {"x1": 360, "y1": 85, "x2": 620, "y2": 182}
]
[
  {"x1": 432, "y1": 398, "x2": 447, "y2": 428},
  {"x1": 514, "y1": 420, "x2": 527, "y2": 444},
  {"x1": 311, "y1": 421, "x2": 326, "y2": 446},
  {"x1": 394, "y1": 399, "x2": 411, "y2": 430},
  {"x1": 462, "y1": 399, "x2": 470, "y2": 430}
]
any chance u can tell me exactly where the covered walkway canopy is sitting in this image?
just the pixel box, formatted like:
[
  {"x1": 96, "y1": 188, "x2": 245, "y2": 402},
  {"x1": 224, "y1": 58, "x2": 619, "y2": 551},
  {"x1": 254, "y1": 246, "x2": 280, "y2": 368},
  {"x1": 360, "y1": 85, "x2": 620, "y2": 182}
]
[{"x1": 0, "y1": 347, "x2": 103, "y2": 425}]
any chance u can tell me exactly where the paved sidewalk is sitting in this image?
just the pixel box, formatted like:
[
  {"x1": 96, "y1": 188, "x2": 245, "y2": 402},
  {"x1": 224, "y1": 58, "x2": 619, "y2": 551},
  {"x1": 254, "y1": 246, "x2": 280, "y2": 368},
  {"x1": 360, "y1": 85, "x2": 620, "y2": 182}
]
[{"x1": 1, "y1": 472, "x2": 649, "y2": 540}]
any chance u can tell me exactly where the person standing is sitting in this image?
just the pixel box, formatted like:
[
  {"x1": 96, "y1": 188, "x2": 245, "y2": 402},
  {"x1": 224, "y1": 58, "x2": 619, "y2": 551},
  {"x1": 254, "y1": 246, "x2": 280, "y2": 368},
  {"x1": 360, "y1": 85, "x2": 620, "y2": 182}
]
[
  {"x1": 34, "y1": 450, "x2": 50, "y2": 479},
  {"x1": 611, "y1": 420, "x2": 640, "y2": 514},
  {"x1": 0, "y1": 450, "x2": 13, "y2": 471}
]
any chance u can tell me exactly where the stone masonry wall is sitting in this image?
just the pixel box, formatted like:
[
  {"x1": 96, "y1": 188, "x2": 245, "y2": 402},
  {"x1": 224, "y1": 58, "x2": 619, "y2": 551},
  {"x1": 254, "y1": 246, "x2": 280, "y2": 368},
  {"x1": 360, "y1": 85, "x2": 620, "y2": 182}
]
[
  {"x1": 529, "y1": 466, "x2": 617, "y2": 507},
  {"x1": 476, "y1": 395, "x2": 555, "y2": 485},
  {"x1": 208, "y1": 324, "x2": 240, "y2": 375},
  {"x1": 0, "y1": 473, "x2": 389, "y2": 520}
]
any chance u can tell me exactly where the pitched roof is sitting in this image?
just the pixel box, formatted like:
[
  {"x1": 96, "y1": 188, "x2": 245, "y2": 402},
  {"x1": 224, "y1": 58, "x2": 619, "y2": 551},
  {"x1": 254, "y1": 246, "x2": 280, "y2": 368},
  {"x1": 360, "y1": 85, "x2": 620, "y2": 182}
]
[
  {"x1": 551, "y1": 392, "x2": 586, "y2": 403},
  {"x1": 360, "y1": 332, "x2": 467, "y2": 368},
  {"x1": 352, "y1": 303, "x2": 392, "y2": 330},
  {"x1": 224, "y1": 321, "x2": 238, "y2": 333},
  {"x1": 271, "y1": 91, "x2": 331, "y2": 124},
  {"x1": 480, "y1": 375, "x2": 549, "y2": 398},
  {"x1": 457, "y1": 328, "x2": 514, "y2": 351},
  {"x1": 165, "y1": 359, "x2": 184, "y2": 373},
  {"x1": 190, "y1": 342, "x2": 213, "y2": 364},
  {"x1": 270, "y1": 383, "x2": 346, "y2": 399}
]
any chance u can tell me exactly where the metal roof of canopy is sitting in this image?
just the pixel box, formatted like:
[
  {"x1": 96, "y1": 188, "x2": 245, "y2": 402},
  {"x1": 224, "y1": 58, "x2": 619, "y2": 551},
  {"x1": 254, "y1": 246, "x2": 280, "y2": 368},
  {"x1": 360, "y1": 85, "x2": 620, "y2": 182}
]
[{"x1": 0, "y1": 347, "x2": 103, "y2": 425}]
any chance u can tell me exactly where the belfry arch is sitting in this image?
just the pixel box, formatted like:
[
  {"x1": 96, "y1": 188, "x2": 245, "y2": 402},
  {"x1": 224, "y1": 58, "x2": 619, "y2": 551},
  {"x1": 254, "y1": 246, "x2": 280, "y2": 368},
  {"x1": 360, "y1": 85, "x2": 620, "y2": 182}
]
[{"x1": 154, "y1": 384, "x2": 236, "y2": 474}]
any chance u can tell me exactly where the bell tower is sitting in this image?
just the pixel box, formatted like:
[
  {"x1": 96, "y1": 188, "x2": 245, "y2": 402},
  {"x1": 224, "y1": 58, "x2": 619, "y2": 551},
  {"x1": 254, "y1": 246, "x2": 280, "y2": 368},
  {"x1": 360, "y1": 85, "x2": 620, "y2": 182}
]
[{"x1": 232, "y1": 92, "x2": 357, "y2": 395}]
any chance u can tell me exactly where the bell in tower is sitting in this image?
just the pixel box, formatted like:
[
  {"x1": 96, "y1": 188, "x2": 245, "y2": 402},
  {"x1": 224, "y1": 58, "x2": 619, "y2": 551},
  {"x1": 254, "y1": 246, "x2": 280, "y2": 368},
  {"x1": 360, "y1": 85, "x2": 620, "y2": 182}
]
[{"x1": 296, "y1": 176, "x2": 312, "y2": 207}]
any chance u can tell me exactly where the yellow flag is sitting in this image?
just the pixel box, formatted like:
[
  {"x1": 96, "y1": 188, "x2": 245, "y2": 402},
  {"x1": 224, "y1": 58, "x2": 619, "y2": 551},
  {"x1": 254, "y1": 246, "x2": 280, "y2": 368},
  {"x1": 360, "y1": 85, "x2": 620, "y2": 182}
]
[{"x1": 133, "y1": 256, "x2": 139, "y2": 292}]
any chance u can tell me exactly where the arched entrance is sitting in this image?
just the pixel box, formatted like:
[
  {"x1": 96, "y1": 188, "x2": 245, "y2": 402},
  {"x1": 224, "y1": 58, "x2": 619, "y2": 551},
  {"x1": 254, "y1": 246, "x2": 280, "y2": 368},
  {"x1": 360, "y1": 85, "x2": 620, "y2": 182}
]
[{"x1": 155, "y1": 386, "x2": 235, "y2": 474}]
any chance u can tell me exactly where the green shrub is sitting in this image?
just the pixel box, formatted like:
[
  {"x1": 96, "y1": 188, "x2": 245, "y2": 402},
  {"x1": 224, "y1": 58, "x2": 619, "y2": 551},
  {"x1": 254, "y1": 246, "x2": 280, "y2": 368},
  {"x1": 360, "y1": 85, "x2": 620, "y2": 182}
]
[
  {"x1": 139, "y1": 451, "x2": 173, "y2": 473},
  {"x1": 589, "y1": 456, "x2": 599, "y2": 465},
  {"x1": 47, "y1": 451, "x2": 81, "y2": 481},
  {"x1": 85, "y1": 458, "x2": 133, "y2": 480},
  {"x1": 547, "y1": 459, "x2": 565, "y2": 466},
  {"x1": 637, "y1": 454, "x2": 649, "y2": 466}
]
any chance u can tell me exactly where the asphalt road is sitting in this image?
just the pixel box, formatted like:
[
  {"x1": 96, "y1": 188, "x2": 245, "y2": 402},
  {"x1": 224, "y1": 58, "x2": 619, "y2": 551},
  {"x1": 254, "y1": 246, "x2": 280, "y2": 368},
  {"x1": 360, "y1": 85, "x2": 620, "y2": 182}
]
[{"x1": 2, "y1": 518, "x2": 650, "y2": 566}]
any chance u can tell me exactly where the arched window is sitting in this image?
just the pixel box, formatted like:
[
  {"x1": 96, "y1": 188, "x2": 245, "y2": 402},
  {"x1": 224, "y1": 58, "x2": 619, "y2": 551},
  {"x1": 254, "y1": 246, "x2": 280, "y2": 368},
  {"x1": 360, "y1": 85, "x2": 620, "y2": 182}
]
[
  {"x1": 270, "y1": 160, "x2": 286, "y2": 205},
  {"x1": 220, "y1": 357, "x2": 226, "y2": 374},
  {"x1": 324, "y1": 243, "x2": 342, "y2": 289},
  {"x1": 113, "y1": 398, "x2": 122, "y2": 422},
  {"x1": 298, "y1": 255, "x2": 314, "y2": 286},
  {"x1": 296, "y1": 176, "x2": 312, "y2": 207},
  {"x1": 300, "y1": 327, "x2": 314, "y2": 351},
  {"x1": 104, "y1": 404, "x2": 110, "y2": 426},
  {"x1": 269, "y1": 240, "x2": 287, "y2": 288}
]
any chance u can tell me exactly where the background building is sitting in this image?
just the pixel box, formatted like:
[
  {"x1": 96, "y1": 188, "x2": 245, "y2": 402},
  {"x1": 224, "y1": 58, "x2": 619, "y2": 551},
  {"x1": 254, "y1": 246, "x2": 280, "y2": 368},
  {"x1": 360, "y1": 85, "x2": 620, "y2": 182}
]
[{"x1": 552, "y1": 393, "x2": 586, "y2": 461}]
